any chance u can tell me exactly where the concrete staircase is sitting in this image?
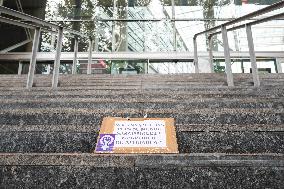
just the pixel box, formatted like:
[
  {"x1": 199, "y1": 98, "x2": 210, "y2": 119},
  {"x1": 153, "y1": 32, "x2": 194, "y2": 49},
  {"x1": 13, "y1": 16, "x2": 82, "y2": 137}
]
[{"x1": 0, "y1": 73, "x2": 283, "y2": 188}]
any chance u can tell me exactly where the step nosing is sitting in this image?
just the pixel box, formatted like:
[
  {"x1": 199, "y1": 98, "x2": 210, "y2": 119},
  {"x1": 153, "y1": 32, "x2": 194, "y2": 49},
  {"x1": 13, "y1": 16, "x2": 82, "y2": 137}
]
[{"x1": 0, "y1": 153, "x2": 282, "y2": 167}]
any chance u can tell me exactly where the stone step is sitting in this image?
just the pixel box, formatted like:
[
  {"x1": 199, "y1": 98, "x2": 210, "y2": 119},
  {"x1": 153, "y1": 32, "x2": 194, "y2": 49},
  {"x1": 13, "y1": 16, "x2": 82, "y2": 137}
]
[
  {"x1": 1, "y1": 74, "x2": 283, "y2": 82},
  {"x1": 1, "y1": 81, "x2": 280, "y2": 87},
  {"x1": 0, "y1": 87, "x2": 283, "y2": 97},
  {"x1": 1, "y1": 84, "x2": 283, "y2": 91},
  {"x1": 0, "y1": 83, "x2": 281, "y2": 89},
  {"x1": 0, "y1": 82, "x2": 225, "y2": 87},
  {"x1": 1, "y1": 98, "x2": 283, "y2": 106},
  {"x1": 1, "y1": 77, "x2": 283, "y2": 82},
  {"x1": 0, "y1": 124, "x2": 283, "y2": 153},
  {"x1": 58, "y1": 76, "x2": 284, "y2": 80},
  {"x1": 1, "y1": 73, "x2": 283, "y2": 79},
  {"x1": 0, "y1": 109, "x2": 283, "y2": 126},
  {"x1": 0, "y1": 93, "x2": 283, "y2": 100},
  {"x1": 0, "y1": 99, "x2": 283, "y2": 110},
  {"x1": 178, "y1": 131, "x2": 284, "y2": 153},
  {"x1": 0, "y1": 81, "x2": 282, "y2": 88},
  {"x1": 0, "y1": 153, "x2": 282, "y2": 188},
  {"x1": 0, "y1": 73, "x2": 282, "y2": 187},
  {"x1": 0, "y1": 131, "x2": 97, "y2": 153},
  {"x1": 59, "y1": 81, "x2": 228, "y2": 85}
]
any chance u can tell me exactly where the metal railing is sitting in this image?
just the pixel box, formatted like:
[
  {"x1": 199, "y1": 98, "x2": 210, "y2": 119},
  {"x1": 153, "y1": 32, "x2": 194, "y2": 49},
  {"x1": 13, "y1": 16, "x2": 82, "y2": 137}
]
[
  {"x1": 193, "y1": 0, "x2": 284, "y2": 87},
  {"x1": 0, "y1": 5, "x2": 92, "y2": 89},
  {"x1": 0, "y1": 2, "x2": 284, "y2": 89}
]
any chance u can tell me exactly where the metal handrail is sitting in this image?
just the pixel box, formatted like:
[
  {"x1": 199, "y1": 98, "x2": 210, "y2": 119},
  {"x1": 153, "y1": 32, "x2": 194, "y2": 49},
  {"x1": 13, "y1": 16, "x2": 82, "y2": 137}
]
[
  {"x1": 194, "y1": 0, "x2": 284, "y2": 38},
  {"x1": 0, "y1": 5, "x2": 58, "y2": 29},
  {"x1": 208, "y1": 12, "x2": 284, "y2": 37},
  {"x1": 0, "y1": 16, "x2": 75, "y2": 38},
  {"x1": 0, "y1": 5, "x2": 89, "y2": 38},
  {"x1": 0, "y1": 16, "x2": 56, "y2": 34},
  {"x1": 0, "y1": 5, "x2": 93, "y2": 89},
  {"x1": 193, "y1": 1, "x2": 284, "y2": 87}
]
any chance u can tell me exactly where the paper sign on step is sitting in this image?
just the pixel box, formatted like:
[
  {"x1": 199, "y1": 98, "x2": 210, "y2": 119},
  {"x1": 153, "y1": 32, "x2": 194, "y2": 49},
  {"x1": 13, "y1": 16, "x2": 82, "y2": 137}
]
[{"x1": 95, "y1": 117, "x2": 178, "y2": 154}]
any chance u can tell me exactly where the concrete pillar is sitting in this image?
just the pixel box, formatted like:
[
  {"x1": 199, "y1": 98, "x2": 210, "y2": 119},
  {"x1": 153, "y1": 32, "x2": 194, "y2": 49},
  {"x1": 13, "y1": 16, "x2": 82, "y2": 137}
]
[
  {"x1": 208, "y1": 36, "x2": 214, "y2": 73},
  {"x1": 18, "y1": 61, "x2": 23, "y2": 75},
  {"x1": 193, "y1": 37, "x2": 199, "y2": 73},
  {"x1": 87, "y1": 38, "x2": 93, "y2": 75},
  {"x1": 26, "y1": 27, "x2": 41, "y2": 89},
  {"x1": 72, "y1": 37, "x2": 78, "y2": 74},
  {"x1": 221, "y1": 25, "x2": 234, "y2": 87},
  {"x1": 52, "y1": 27, "x2": 64, "y2": 89},
  {"x1": 276, "y1": 58, "x2": 283, "y2": 73},
  {"x1": 246, "y1": 24, "x2": 260, "y2": 87}
]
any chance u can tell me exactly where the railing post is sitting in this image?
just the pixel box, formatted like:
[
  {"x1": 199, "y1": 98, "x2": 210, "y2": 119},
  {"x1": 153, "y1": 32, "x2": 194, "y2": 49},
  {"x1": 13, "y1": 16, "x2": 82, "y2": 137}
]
[
  {"x1": 208, "y1": 35, "x2": 214, "y2": 73},
  {"x1": 276, "y1": 58, "x2": 283, "y2": 73},
  {"x1": 18, "y1": 61, "x2": 23, "y2": 75},
  {"x1": 87, "y1": 37, "x2": 93, "y2": 75},
  {"x1": 147, "y1": 59, "x2": 149, "y2": 74},
  {"x1": 171, "y1": 0, "x2": 177, "y2": 51},
  {"x1": 0, "y1": 0, "x2": 2, "y2": 15},
  {"x1": 26, "y1": 27, "x2": 41, "y2": 89},
  {"x1": 46, "y1": 64, "x2": 51, "y2": 74},
  {"x1": 246, "y1": 24, "x2": 260, "y2": 87},
  {"x1": 72, "y1": 37, "x2": 78, "y2": 74},
  {"x1": 52, "y1": 27, "x2": 63, "y2": 89},
  {"x1": 221, "y1": 25, "x2": 234, "y2": 87},
  {"x1": 193, "y1": 36, "x2": 199, "y2": 73}
]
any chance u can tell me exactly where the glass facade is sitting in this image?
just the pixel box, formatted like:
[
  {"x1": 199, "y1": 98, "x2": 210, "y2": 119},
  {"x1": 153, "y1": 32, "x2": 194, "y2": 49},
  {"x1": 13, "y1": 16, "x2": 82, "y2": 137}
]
[{"x1": 1, "y1": 0, "x2": 283, "y2": 74}]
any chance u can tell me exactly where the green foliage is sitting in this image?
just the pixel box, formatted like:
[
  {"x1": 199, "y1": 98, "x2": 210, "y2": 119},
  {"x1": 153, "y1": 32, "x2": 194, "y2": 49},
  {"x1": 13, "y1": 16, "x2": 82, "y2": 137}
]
[
  {"x1": 214, "y1": 63, "x2": 225, "y2": 73},
  {"x1": 134, "y1": 65, "x2": 143, "y2": 74},
  {"x1": 104, "y1": 60, "x2": 113, "y2": 74}
]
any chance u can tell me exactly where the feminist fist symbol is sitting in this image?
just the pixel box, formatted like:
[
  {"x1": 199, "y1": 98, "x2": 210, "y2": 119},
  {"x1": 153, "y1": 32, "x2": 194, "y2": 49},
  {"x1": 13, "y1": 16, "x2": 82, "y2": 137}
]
[{"x1": 100, "y1": 135, "x2": 115, "y2": 151}]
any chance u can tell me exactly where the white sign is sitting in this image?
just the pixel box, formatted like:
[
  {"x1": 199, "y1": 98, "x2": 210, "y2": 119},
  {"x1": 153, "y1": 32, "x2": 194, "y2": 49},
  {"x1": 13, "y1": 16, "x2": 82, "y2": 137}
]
[{"x1": 113, "y1": 120, "x2": 166, "y2": 148}]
